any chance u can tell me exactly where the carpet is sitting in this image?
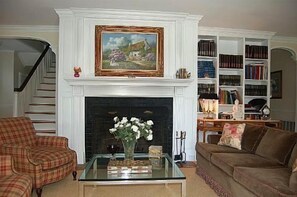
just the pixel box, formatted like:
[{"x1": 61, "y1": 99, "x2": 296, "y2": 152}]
[{"x1": 31, "y1": 167, "x2": 217, "y2": 197}]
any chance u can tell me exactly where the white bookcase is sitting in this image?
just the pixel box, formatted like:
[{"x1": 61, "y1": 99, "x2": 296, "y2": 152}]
[{"x1": 197, "y1": 27, "x2": 275, "y2": 120}]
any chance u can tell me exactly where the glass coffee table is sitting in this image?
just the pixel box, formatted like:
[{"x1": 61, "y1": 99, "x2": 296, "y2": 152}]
[{"x1": 79, "y1": 153, "x2": 186, "y2": 197}]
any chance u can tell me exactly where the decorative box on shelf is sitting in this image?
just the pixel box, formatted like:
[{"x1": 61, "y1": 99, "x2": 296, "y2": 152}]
[
  {"x1": 107, "y1": 160, "x2": 152, "y2": 174},
  {"x1": 149, "y1": 145, "x2": 163, "y2": 158}
]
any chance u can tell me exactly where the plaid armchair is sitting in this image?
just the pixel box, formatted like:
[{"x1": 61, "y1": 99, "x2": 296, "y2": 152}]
[
  {"x1": 0, "y1": 155, "x2": 32, "y2": 197},
  {"x1": 0, "y1": 117, "x2": 77, "y2": 197}
]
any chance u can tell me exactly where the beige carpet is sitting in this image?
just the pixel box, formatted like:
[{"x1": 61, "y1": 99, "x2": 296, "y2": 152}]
[{"x1": 31, "y1": 167, "x2": 217, "y2": 197}]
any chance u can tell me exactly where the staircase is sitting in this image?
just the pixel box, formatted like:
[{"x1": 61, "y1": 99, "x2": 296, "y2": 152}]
[{"x1": 25, "y1": 63, "x2": 56, "y2": 136}]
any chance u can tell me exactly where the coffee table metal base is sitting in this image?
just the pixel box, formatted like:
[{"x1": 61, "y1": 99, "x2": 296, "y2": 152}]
[{"x1": 79, "y1": 179, "x2": 186, "y2": 197}]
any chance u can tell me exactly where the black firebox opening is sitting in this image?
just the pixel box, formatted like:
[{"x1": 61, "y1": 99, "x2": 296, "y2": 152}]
[{"x1": 85, "y1": 97, "x2": 173, "y2": 162}]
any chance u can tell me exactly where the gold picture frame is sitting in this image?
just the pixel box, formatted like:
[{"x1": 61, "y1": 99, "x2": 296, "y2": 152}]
[{"x1": 95, "y1": 25, "x2": 164, "y2": 77}]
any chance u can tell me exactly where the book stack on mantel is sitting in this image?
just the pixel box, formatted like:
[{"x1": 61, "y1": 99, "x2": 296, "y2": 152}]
[{"x1": 107, "y1": 160, "x2": 152, "y2": 174}]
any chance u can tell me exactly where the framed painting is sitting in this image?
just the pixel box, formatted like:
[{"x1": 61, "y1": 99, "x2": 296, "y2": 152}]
[
  {"x1": 95, "y1": 25, "x2": 164, "y2": 77},
  {"x1": 271, "y1": 70, "x2": 282, "y2": 99}
]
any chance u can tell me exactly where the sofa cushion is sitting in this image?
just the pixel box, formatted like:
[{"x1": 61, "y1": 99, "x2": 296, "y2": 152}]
[
  {"x1": 288, "y1": 143, "x2": 297, "y2": 169},
  {"x1": 241, "y1": 124, "x2": 268, "y2": 153},
  {"x1": 31, "y1": 147, "x2": 75, "y2": 170},
  {"x1": 196, "y1": 142, "x2": 246, "y2": 162},
  {"x1": 255, "y1": 128, "x2": 297, "y2": 165},
  {"x1": 211, "y1": 153, "x2": 282, "y2": 177},
  {"x1": 290, "y1": 171, "x2": 297, "y2": 192},
  {"x1": 0, "y1": 117, "x2": 36, "y2": 146},
  {"x1": 234, "y1": 167, "x2": 296, "y2": 196},
  {"x1": 0, "y1": 174, "x2": 32, "y2": 197},
  {"x1": 218, "y1": 123, "x2": 246, "y2": 150}
]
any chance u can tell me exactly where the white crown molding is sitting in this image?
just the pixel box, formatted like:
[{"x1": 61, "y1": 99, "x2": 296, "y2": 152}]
[
  {"x1": 199, "y1": 26, "x2": 275, "y2": 39},
  {"x1": 0, "y1": 25, "x2": 58, "y2": 33},
  {"x1": 55, "y1": 8, "x2": 203, "y2": 22},
  {"x1": 271, "y1": 36, "x2": 297, "y2": 44}
]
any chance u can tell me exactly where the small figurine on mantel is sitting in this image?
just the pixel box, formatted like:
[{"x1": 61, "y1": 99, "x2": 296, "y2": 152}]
[
  {"x1": 232, "y1": 99, "x2": 244, "y2": 120},
  {"x1": 74, "y1": 66, "x2": 81, "y2": 77}
]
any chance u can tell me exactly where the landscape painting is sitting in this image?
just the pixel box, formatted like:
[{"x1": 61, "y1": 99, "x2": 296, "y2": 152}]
[{"x1": 95, "y1": 25, "x2": 164, "y2": 77}]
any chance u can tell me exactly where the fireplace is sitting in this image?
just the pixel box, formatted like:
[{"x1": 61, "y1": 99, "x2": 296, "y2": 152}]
[{"x1": 85, "y1": 97, "x2": 173, "y2": 161}]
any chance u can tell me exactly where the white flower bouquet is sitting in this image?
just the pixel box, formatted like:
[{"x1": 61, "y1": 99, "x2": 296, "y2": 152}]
[{"x1": 109, "y1": 116, "x2": 154, "y2": 142}]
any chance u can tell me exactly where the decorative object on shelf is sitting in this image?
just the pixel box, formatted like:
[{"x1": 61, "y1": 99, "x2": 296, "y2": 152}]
[
  {"x1": 199, "y1": 93, "x2": 219, "y2": 119},
  {"x1": 176, "y1": 68, "x2": 191, "y2": 79},
  {"x1": 197, "y1": 60, "x2": 215, "y2": 78},
  {"x1": 73, "y1": 66, "x2": 81, "y2": 77},
  {"x1": 95, "y1": 25, "x2": 164, "y2": 77},
  {"x1": 260, "y1": 104, "x2": 271, "y2": 120},
  {"x1": 232, "y1": 99, "x2": 244, "y2": 120},
  {"x1": 149, "y1": 145, "x2": 162, "y2": 158},
  {"x1": 109, "y1": 117, "x2": 154, "y2": 160},
  {"x1": 271, "y1": 70, "x2": 282, "y2": 99}
]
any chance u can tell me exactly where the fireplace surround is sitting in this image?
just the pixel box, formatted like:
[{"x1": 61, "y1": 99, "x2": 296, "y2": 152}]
[{"x1": 56, "y1": 8, "x2": 201, "y2": 164}]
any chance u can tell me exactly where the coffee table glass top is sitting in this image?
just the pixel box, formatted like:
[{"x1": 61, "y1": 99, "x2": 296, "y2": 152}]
[{"x1": 79, "y1": 153, "x2": 185, "y2": 181}]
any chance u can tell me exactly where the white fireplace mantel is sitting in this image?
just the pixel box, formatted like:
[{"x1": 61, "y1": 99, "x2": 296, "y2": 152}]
[{"x1": 64, "y1": 77, "x2": 194, "y2": 87}]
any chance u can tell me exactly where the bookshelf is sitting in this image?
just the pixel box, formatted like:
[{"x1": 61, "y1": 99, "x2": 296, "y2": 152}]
[{"x1": 198, "y1": 28, "x2": 274, "y2": 120}]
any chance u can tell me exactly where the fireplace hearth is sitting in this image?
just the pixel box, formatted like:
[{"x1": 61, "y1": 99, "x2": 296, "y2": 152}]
[{"x1": 85, "y1": 97, "x2": 173, "y2": 161}]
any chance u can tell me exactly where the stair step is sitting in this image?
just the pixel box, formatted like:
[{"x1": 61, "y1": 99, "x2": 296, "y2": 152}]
[
  {"x1": 32, "y1": 96, "x2": 55, "y2": 104},
  {"x1": 35, "y1": 89, "x2": 55, "y2": 97},
  {"x1": 25, "y1": 113, "x2": 55, "y2": 121},
  {"x1": 33, "y1": 121, "x2": 56, "y2": 130},
  {"x1": 29, "y1": 105, "x2": 55, "y2": 112},
  {"x1": 43, "y1": 77, "x2": 55, "y2": 83},
  {"x1": 46, "y1": 72, "x2": 56, "y2": 77},
  {"x1": 39, "y1": 83, "x2": 55, "y2": 90}
]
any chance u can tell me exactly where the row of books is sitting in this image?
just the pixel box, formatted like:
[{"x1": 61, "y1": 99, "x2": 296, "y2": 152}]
[
  {"x1": 198, "y1": 83, "x2": 216, "y2": 95},
  {"x1": 245, "y1": 85, "x2": 267, "y2": 96},
  {"x1": 197, "y1": 60, "x2": 216, "y2": 78},
  {"x1": 245, "y1": 64, "x2": 268, "y2": 80},
  {"x1": 219, "y1": 75, "x2": 241, "y2": 86},
  {"x1": 219, "y1": 89, "x2": 242, "y2": 104},
  {"x1": 198, "y1": 40, "x2": 216, "y2": 57},
  {"x1": 219, "y1": 54, "x2": 243, "y2": 69},
  {"x1": 245, "y1": 45, "x2": 268, "y2": 59}
]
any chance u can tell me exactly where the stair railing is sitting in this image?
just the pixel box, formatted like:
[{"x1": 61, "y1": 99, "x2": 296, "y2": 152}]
[{"x1": 13, "y1": 44, "x2": 51, "y2": 116}]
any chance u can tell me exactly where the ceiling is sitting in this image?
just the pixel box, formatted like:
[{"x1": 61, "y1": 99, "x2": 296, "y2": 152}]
[{"x1": 0, "y1": 0, "x2": 297, "y2": 38}]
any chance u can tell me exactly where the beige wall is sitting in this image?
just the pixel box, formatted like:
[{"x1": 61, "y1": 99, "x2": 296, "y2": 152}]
[
  {"x1": 0, "y1": 51, "x2": 14, "y2": 117},
  {"x1": 271, "y1": 38, "x2": 297, "y2": 127}
]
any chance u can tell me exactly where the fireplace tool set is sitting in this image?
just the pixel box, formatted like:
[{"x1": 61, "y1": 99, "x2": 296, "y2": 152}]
[{"x1": 174, "y1": 131, "x2": 186, "y2": 163}]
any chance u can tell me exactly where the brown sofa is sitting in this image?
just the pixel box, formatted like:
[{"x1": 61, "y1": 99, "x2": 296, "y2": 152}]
[
  {"x1": 0, "y1": 117, "x2": 77, "y2": 197},
  {"x1": 196, "y1": 124, "x2": 297, "y2": 197}
]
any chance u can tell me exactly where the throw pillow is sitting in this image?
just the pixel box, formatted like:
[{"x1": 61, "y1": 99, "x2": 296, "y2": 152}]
[{"x1": 218, "y1": 123, "x2": 246, "y2": 150}]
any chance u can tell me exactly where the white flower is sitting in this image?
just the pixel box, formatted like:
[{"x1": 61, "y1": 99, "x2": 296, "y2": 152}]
[
  {"x1": 125, "y1": 123, "x2": 131, "y2": 127},
  {"x1": 119, "y1": 124, "x2": 124, "y2": 128},
  {"x1": 147, "y1": 120, "x2": 154, "y2": 126},
  {"x1": 149, "y1": 129, "x2": 153, "y2": 134},
  {"x1": 147, "y1": 134, "x2": 153, "y2": 140},
  {"x1": 113, "y1": 116, "x2": 119, "y2": 122},
  {"x1": 121, "y1": 117, "x2": 128, "y2": 124},
  {"x1": 131, "y1": 125, "x2": 139, "y2": 132},
  {"x1": 130, "y1": 117, "x2": 138, "y2": 122},
  {"x1": 136, "y1": 131, "x2": 140, "y2": 139},
  {"x1": 114, "y1": 123, "x2": 119, "y2": 128},
  {"x1": 109, "y1": 128, "x2": 117, "y2": 133}
]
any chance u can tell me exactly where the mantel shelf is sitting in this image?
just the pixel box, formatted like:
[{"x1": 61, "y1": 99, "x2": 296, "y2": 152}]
[{"x1": 64, "y1": 76, "x2": 194, "y2": 87}]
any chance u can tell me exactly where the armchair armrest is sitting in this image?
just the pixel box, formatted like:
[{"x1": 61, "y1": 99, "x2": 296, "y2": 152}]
[
  {"x1": 36, "y1": 136, "x2": 69, "y2": 148},
  {"x1": 0, "y1": 155, "x2": 13, "y2": 176}
]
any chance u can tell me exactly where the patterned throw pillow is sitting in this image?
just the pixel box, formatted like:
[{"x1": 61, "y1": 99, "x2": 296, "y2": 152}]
[
  {"x1": 218, "y1": 123, "x2": 246, "y2": 150},
  {"x1": 293, "y1": 158, "x2": 297, "y2": 172}
]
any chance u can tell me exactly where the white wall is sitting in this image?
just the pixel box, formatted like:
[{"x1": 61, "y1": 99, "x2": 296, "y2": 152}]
[{"x1": 0, "y1": 51, "x2": 14, "y2": 117}]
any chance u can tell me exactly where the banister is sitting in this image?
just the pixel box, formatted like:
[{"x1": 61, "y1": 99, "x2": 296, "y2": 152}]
[{"x1": 14, "y1": 43, "x2": 50, "y2": 92}]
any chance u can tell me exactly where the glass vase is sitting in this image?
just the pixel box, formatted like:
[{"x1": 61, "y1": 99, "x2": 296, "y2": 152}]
[{"x1": 122, "y1": 139, "x2": 136, "y2": 160}]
